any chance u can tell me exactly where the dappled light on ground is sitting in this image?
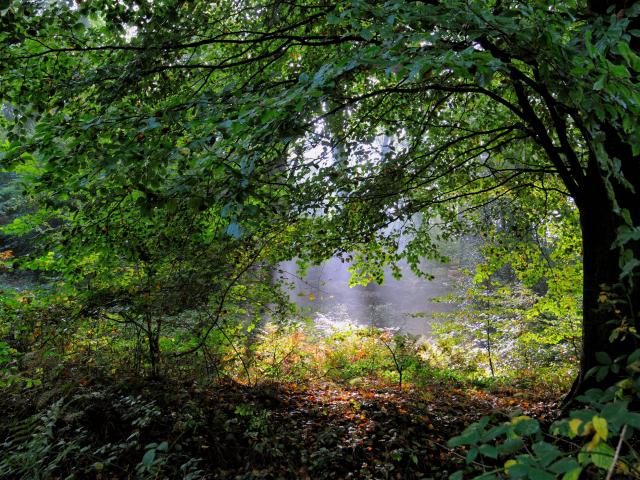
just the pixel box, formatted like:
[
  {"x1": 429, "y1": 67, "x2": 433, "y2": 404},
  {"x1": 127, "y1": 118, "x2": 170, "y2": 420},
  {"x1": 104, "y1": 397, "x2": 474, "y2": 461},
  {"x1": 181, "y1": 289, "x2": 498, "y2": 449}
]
[{"x1": 0, "y1": 372, "x2": 556, "y2": 479}]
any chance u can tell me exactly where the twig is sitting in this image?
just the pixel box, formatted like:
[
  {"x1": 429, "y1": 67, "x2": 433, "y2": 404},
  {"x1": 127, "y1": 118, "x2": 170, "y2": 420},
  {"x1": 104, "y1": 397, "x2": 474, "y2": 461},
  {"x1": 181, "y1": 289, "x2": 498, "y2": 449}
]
[
  {"x1": 428, "y1": 439, "x2": 491, "y2": 469},
  {"x1": 606, "y1": 424, "x2": 627, "y2": 480}
]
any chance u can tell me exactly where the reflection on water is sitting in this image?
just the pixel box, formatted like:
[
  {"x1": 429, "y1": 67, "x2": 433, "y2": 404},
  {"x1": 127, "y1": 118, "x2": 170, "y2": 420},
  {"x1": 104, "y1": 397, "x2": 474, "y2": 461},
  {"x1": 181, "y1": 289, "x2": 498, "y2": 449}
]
[{"x1": 277, "y1": 257, "x2": 460, "y2": 337}]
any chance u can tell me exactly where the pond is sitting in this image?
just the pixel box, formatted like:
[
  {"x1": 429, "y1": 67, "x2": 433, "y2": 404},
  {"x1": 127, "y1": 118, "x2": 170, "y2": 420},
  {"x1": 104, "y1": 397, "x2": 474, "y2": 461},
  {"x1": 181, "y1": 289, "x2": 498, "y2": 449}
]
[{"x1": 277, "y1": 257, "x2": 462, "y2": 337}]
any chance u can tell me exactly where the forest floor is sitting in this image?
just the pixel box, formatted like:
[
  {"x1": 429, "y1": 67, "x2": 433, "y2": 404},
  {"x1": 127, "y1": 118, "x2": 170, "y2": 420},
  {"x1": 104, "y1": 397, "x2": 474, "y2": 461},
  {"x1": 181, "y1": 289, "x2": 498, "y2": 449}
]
[{"x1": 0, "y1": 368, "x2": 559, "y2": 480}]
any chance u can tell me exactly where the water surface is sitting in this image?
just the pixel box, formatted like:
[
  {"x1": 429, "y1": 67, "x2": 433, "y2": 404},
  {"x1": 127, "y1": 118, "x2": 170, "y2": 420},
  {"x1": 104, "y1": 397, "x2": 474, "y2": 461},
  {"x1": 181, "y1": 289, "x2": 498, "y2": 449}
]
[{"x1": 277, "y1": 257, "x2": 460, "y2": 336}]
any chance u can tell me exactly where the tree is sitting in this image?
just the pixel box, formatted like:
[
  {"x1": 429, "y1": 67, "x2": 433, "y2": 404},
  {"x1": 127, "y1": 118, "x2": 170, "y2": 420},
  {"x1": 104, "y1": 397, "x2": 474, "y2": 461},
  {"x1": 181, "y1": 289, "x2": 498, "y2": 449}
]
[{"x1": 1, "y1": 0, "x2": 638, "y2": 392}]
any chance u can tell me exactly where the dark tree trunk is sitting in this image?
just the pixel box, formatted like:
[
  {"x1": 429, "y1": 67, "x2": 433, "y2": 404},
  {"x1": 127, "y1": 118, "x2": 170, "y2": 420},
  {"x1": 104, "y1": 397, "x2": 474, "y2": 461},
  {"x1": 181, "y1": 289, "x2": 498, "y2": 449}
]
[
  {"x1": 148, "y1": 331, "x2": 161, "y2": 379},
  {"x1": 578, "y1": 186, "x2": 634, "y2": 391},
  {"x1": 554, "y1": 0, "x2": 640, "y2": 405},
  {"x1": 570, "y1": 132, "x2": 640, "y2": 398}
]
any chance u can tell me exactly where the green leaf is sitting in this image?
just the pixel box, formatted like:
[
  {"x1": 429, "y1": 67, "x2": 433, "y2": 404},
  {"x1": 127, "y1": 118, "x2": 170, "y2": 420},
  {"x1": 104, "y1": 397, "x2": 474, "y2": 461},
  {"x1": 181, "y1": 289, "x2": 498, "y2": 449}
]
[
  {"x1": 593, "y1": 74, "x2": 606, "y2": 90},
  {"x1": 226, "y1": 221, "x2": 242, "y2": 239},
  {"x1": 326, "y1": 14, "x2": 340, "y2": 25},
  {"x1": 585, "y1": 29, "x2": 595, "y2": 56},
  {"x1": 627, "y1": 349, "x2": 640, "y2": 364},
  {"x1": 578, "y1": 445, "x2": 591, "y2": 465},
  {"x1": 360, "y1": 29, "x2": 374, "y2": 41},
  {"x1": 620, "y1": 257, "x2": 640, "y2": 280},
  {"x1": 144, "y1": 117, "x2": 161, "y2": 130},
  {"x1": 479, "y1": 444, "x2": 498, "y2": 459},
  {"x1": 481, "y1": 425, "x2": 508, "y2": 442},
  {"x1": 550, "y1": 458, "x2": 580, "y2": 474},
  {"x1": 617, "y1": 41, "x2": 640, "y2": 71},
  {"x1": 141, "y1": 449, "x2": 156, "y2": 467},
  {"x1": 596, "y1": 366, "x2": 609, "y2": 382},
  {"x1": 449, "y1": 425, "x2": 481, "y2": 447},
  {"x1": 608, "y1": 62, "x2": 630, "y2": 79},
  {"x1": 476, "y1": 474, "x2": 497, "y2": 480},
  {"x1": 509, "y1": 464, "x2": 554, "y2": 480},
  {"x1": 561, "y1": 468, "x2": 581, "y2": 480},
  {"x1": 595, "y1": 351, "x2": 612, "y2": 365},
  {"x1": 514, "y1": 419, "x2": 540, "y2": 436},
  {"x1": 532, "y1": 441, "x2": 561, "y2": 466},
  {"x1": 466, "y1": 446, "x2": 478, "y2": 464},
  {"x1": 616, "y1": 225, "x2": 640, "y2": 246},
  {"x1": 497, "y1": 437, "x2": 524, "y2": 455},
  {"x1": 590, "y1": 442, "x2": 615, "y2": 470},
  {"x1": 625, "y1": 412, "x2": 640, "y2": 428}
]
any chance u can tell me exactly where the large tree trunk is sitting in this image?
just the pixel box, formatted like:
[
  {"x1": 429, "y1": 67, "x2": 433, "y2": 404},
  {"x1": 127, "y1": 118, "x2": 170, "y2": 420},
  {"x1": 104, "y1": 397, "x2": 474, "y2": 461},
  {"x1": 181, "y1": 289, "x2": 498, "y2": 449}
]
[
  {"x1": 571, "y1": 135, "x2": 640, "y2": 398},
  {"x1": 557, "y1": 0, "x2": 640, "y2": 404},
  {"x1": 578, "y1": 187, "x2": 636, "y2": 392}
]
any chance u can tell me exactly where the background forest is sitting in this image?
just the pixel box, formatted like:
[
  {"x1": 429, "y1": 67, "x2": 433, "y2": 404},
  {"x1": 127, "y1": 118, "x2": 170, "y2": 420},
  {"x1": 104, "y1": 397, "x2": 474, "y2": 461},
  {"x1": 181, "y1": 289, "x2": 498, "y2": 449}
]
[{"x1": 1, "y1": 0, "x2": 640, "y2": 479}]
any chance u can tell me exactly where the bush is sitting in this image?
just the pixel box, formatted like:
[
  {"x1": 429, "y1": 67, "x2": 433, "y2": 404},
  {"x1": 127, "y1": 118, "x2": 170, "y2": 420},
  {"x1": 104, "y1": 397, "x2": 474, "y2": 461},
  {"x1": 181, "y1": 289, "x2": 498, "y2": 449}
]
[{"x1": 448, "y1": 340, "x2": 640, "y2": 479}]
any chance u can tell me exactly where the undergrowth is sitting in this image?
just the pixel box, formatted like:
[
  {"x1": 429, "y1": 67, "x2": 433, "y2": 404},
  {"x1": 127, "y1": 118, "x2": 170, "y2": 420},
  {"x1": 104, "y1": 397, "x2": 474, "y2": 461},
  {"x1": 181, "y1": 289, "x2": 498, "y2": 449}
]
[{"x1": 0, "y1": 320, "x2": 571, "y2": 479}]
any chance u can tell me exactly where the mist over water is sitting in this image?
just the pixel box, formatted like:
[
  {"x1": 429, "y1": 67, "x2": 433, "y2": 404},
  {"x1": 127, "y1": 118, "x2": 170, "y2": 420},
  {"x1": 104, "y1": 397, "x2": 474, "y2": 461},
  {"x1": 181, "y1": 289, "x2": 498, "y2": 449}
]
[
  {"x1": 278, "y1": 131, "x2": 477, "y2": 336},
  {"x1": 277, "y1": 257, "x2": 461, "y2": 337}
]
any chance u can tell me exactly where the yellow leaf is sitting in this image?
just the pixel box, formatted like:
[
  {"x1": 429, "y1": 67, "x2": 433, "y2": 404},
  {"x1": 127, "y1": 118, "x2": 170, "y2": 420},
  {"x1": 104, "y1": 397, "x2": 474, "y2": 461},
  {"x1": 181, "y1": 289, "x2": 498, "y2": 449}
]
[
  {"x1": 308, "y1": 293, "x2": 315, "y2": 301},
  {"x1": 592, "y1": 416, "x2": 608, "y2": 441},
  {"x1": 583, "y1": 421, "x2": 593, "y2": 436},
  {"x1": 598, "y1": 292, "x2": 608, "y2": 303},
  {"x1": 587, "y1": 433, "x2": 601, "y2": 450},
  {"x1": 504, "y1": 460, "x2": 517, "y2": 473},
  {"x1": 617, "y1": 460, "x2": 630, "y2": 475},
  {"x1": 511, "y1": 415, "x2": 530, "y2": 425},
  {"x1": 568, "y1": 418, "x2": 582, "y2": 436}
]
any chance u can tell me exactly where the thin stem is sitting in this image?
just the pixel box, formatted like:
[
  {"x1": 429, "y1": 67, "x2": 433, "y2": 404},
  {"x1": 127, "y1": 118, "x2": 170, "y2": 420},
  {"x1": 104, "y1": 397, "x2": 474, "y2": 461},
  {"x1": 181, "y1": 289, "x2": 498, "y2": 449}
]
[{"x1": 606, "y1": 424, "x2": 627, "y2": 480}]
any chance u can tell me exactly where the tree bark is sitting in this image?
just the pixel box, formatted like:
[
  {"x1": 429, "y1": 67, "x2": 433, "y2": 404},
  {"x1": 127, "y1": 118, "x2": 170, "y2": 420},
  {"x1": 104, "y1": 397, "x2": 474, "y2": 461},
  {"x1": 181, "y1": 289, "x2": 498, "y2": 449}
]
[
  {"x1": 556, "y1": 0, "x2": 640, "y2": 404},
  {"x1": 148, "y1": 331, "x2": 161, "y2": 379},
  {"x1": 570, "y1": 137, "x2": 640, "y2": 398}
]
